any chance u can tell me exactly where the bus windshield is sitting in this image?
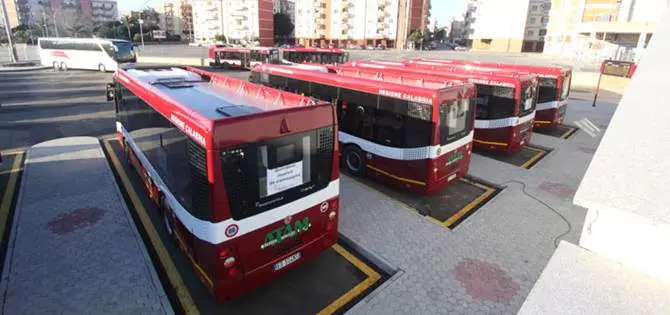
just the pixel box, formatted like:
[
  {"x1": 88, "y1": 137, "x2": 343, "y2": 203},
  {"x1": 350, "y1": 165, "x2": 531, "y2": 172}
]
[
  {"x1": 104, "y1": 41, "x2": 135, "y2": 62},
  {"x1": 538, "y1": 78, "x2": 558, "y2": 103},
  {"x1": 221, "y1": 126, "x2": 333, "y2": 220},
  {"x1": 440, "y1": 98, "x2": 473, "y2": 145},
  {"x1": 475, "y1": 85, "x2": 515, "y2": 120}
]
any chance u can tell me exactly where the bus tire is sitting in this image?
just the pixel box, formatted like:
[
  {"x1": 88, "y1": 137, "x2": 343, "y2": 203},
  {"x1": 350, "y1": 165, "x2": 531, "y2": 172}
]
[
  {"x1": 222, "y1": 62, "x2": 230, "y2": 70},
  {"x1": 52, "y1": 61, "x2": 59, "y2": 72},
  {"x1": 60, "y1": 61, "x2": 68, "y2": 71},
  {"x1": 343, "y1": 145, "x2": 366, "y2": 176},
  {"x1": 98, "y1": 64, "x2": 106, "y2": 72},
  {"x1": 160, "y1": 195, "x2": 174, "y2": 237}
]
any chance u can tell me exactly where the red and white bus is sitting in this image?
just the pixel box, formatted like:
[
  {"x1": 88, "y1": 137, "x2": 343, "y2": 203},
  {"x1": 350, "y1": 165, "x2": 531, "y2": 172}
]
[
  {"x1": 281, "y1": 47, "x2": 349, "y2": 66},
  {"x1": 208, "y1": 46, "x2": 280, "y2": 69},
  {"x1": 106, "y1": 64, "x2": 340, "y2": 302},
  {"x1": 407, "y1": 58, "x2": 571, "y2": 129},
  {"x1": 342, "y1": 60, "x2": 538, "y2": 153},
  {"x1": 250, "y1": 64, "x2": 477, "y2": 195}
]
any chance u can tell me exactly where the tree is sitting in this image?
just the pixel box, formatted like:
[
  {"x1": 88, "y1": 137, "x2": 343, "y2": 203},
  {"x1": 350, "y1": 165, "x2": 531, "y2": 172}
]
[
  {"x1": 273, "y1": 13, "x2": 294, "y2": 43},
  {"x1": 214, "y1": 33, "x2": 226, "y2": 42},
  {"x1": 94, "y1": 21, "x2": 124, "y2": 39},
  {"x1": 407, "y1": 29, "x2": 424, "y2": 49},
  {"x1": 11, "y1": 24, "x2": 43, "y2": 44}
]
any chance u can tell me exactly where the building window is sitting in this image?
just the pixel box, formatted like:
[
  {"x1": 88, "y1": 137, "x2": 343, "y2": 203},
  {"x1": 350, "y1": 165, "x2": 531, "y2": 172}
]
[
  {"x1": 527, "y1": 30, "x2": 534, "y2": 36},
  {"x1": 541, "y1": 16, "x2": 547, "y2": 23},
  {"x1": 529, "y1": 17, "x2": 536, "y2": 24},
  {"x1": 531, "y1": 5, "x2": 538, "y2": 11},
  {"x1": 539, "y1": 29, "x2": 547, "y2": 36}
]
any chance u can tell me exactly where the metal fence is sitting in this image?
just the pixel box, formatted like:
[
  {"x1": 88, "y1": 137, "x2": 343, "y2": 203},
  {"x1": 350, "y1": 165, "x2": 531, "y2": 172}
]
[{"x1": 1, "y1": 44, "x2": 39, "y2": 63}]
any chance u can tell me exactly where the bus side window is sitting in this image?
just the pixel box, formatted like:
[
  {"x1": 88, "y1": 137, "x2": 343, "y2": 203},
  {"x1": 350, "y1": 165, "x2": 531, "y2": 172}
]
[{"x1": 339, "y1": 89, "x2": 377, "y2": 141}]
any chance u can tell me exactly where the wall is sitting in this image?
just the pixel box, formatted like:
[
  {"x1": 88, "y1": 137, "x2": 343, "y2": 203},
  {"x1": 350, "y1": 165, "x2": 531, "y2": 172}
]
[{"x1": 471, "y1": 0, "x2": 530, "y2": 40}]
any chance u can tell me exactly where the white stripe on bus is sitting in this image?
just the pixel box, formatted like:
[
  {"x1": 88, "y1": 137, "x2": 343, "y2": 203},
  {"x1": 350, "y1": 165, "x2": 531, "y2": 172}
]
[
  {"x1": 474, "y1": 111, "x2": 536, "y2": 129},
  {"x1": 536, "y1": 100, "x2": 568, "y2": 111},
  {"x1": 118, "y1": 122, "x2": 339, "y2": 245},
  {"x1": 339, "y1": 130, "x2": 474, "y2": 161}
]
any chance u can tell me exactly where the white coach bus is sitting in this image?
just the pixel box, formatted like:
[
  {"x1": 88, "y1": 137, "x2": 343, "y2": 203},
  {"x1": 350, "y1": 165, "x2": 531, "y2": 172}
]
[{"x1": 37, "y1": 37, "x2": 137, "y2": 72}]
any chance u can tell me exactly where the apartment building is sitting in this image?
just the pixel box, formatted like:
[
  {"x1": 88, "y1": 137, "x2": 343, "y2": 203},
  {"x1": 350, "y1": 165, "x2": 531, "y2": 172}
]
[
  {"x1": 294, "y1": 0, "x2": 428, "y2": 49},
  {"x1": 544, "y1": 0, "x2": 668, "y2": 61},
  {"x1": 1, "y1": 0, "x2": 50, "y2": 28},
  {"x1": 1, "y1": 0, "x2": 115, "y2": 29},
  {"x1": 159, "y1": 1, "x2": 181, "y2": 38},
  {"x1": 468, "y1": 0, "x2": 551, "y2": 52},
  {"x1": 91, "y1": 0, "x2": 118, "y2": 23},
  {"x1": 180, "y1": 0, "x2": 193, "y2": 40},
  {"x1": 192, "y1": 0, "x2": 273, "y2": 46}
]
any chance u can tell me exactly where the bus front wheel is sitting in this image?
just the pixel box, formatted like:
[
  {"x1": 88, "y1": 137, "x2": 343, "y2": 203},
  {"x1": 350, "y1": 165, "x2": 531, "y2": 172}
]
[
  {"x1": 98, "y1": 64, "x2": 106, "y2": 72},
  {"x1": 52, "y1": 61, "x2": 60, "y2": 71},
  {"x1": 343, "y1": 145, "x2": 366, "y2": 176}
]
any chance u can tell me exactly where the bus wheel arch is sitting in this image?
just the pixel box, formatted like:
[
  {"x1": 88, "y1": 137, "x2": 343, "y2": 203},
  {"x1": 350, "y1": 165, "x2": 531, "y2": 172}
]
[
  {"x1": 222, "y1": 62, "x2": 230, "y2": 69},
  {"x1": 343, "y1": 145, "x2": 366, "y2": 176},
  {"x1": 98, "y1": 63, "x2": 106, "y2": 72},
  {"x1": 59, "y1": 61, "x2": 68, "y2": 71},
  {"x1": 52, "y1": 61, "x2": 60, "y2": 71}
]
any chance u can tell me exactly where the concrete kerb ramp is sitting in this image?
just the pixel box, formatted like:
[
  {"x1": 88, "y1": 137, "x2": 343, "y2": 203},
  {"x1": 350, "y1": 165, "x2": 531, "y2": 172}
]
[{"x1": 0, "y1": 136, "x2": 173, "y2": 314}]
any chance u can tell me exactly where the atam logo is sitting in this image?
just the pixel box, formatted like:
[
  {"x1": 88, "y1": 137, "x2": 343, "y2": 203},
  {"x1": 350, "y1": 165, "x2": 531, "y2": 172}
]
[
  {"x1": 446, "y1": 151, "x2": 464, "y2": 167},
  {"x1": 261, "y1": 217, "x2": 311, "y2": 250}
]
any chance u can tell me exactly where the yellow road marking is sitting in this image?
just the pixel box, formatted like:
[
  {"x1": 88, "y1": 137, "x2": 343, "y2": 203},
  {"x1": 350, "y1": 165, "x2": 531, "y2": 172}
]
[
  {"x1": 173, "y1": 227, "x2": 214, "y2": 288},
  {"x1": 443, "y1": 186, "x2": 497, "y2": 228},
  {"x1": 520, "y1": 147, "x2": 547, "y2": 169},
  {"x1": 366, "y1": 164, "x2": 426, "y2": 186},
  {"x1": 560, "y1": 127, "x2": 576, "y2": 139},
  {"x1": 103, "y1": 140, "x2": 199, "y2": 315},
  {"x1": 0, "y1": 152, "x2": 24, "y2": 245},
  {"x1": 318, "y1": 244, "x2": 382, "y2": 315},
  {"x1": 348, "y1": 175, "x2": 496, "y2": 230},
  {"x1": 473, "y1": 139, "x2": 509, "y2": 147}
]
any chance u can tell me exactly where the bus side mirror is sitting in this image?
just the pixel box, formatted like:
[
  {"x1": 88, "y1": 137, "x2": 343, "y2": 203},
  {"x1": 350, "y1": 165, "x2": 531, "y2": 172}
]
[{"x1": 106, "y1": 83, "x2": 116, "y2": 101}]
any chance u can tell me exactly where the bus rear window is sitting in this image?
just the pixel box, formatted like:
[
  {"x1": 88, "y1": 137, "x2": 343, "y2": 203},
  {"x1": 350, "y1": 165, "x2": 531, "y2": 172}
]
[
  {"x1": 440, "y1": 98, "x2": 474, "y2": 145},
  {"x1": 560, "y1": 74, "x2": 571, "y2": 101},
  {"x1": 474, "y1": 85, "x2": 515, "y2": 120},
  {"x1": 221, "y1": 126, "x2": 334, "y2": 220},
  {"x1": 538, "y1": 78, "x2": 558, "y2": 103},
  {"x1": 521, "y1": 84, "x2": 537, "y2": 116}
]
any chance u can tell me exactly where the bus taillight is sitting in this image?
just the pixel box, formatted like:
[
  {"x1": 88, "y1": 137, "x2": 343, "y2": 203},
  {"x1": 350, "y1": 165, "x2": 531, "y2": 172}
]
[{"x1": 220, "y1": 247, "x2": 236, "y2": 267}]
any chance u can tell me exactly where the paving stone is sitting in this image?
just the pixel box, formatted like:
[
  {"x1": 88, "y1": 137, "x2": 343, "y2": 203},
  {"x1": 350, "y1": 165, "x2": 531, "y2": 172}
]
[{"x1": 0, "y1": 137, "x2": 172, "y2": 315}]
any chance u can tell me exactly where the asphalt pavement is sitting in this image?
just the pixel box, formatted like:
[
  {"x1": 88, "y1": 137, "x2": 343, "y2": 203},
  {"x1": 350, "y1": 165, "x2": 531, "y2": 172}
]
[{"x1": 1, "y1": 44, "x2": 601, "y2": 72}]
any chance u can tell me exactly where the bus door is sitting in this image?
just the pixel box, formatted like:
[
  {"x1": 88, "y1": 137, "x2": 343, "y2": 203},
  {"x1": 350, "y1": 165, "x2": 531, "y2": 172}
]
[{"x1": 242, "y1": 52, "x2": 250, "y2": 68}]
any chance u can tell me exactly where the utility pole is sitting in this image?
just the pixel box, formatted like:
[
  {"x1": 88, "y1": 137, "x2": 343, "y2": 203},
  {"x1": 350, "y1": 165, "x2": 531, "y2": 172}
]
[
  {"x1": 139, "y1": 16, "x2": 145, "y2": 48},
  {"x1": 1, "y1": 0, "x2": 18, "y2": 62}
]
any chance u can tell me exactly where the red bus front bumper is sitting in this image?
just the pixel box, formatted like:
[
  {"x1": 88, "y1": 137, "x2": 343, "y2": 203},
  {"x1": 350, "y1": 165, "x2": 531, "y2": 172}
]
[{"x1": 214, "y1": 230, "x2": 338, "y2": 303}]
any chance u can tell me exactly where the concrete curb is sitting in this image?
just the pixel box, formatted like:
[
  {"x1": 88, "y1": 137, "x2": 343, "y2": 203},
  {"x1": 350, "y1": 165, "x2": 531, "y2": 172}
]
[{"x1": 0, "y1": 66, "x2": 49, "y2": 72}]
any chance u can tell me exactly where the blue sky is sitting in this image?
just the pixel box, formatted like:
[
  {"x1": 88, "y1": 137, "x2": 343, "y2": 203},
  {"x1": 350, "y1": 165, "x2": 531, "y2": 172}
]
[
  {"x1": 117, "y1": 0, "x2": 465, "y2": 25},
  {"x1": 117, "y1": 0, "x2": 159, "y2": 12},
  {"x1": 432, "y1": 0, "x2": 465, "y2": 27}
]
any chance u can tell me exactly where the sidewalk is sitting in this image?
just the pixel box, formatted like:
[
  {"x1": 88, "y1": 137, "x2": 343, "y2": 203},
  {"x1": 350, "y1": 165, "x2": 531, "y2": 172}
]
[{"x1": 0, "y1": 137, "x2": 172, "y2": 315}]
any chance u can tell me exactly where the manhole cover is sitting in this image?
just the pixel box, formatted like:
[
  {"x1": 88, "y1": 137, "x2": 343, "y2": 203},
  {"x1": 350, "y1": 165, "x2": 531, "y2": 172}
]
[
  {"x1": 579, "y1": 146, "x2": 596, "y2": 154},
  {"x1": 454, "y1": 258, "x2": 519, "y2": 303},
  {"x1": 47, "y1": 207, "x2": 105, "y2": 235}
]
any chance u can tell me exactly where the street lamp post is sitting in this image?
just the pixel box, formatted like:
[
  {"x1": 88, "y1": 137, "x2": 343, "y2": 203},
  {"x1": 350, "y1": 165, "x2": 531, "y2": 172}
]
[
  {"x1": 1, "y1": 0, "x2": 18, "y2": 62},
  {"x1": 139, "y1": 17, "x2": 145, "y2": 48}
]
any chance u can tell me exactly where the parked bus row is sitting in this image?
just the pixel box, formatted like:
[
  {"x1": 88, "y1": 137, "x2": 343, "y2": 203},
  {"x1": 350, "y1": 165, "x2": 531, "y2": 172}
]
[
  {"x1": 104, "y1": 53, "x2": 572, "y2": 304},
  {"x1": 207, "y1": 46, "x2": 349, "y2": 70}
]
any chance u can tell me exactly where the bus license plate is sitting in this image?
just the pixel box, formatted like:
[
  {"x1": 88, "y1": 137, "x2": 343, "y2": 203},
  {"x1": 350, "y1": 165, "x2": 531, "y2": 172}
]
[{"x1": 273, "y1": 252, "x2": 302, "y2": 271}]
